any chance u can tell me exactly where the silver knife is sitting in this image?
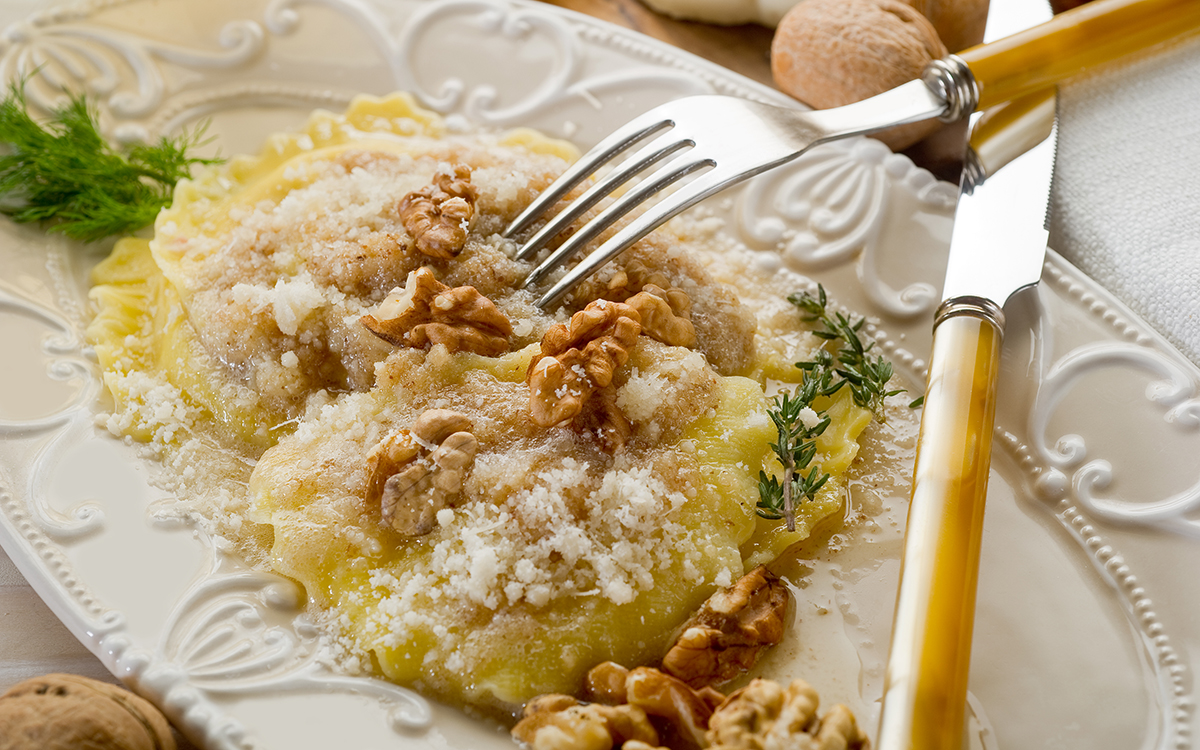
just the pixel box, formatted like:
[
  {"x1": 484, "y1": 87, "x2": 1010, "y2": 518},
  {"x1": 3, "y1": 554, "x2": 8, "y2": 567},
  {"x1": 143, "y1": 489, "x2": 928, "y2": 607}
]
[{"x1": 876, "y1": 20, "x2": 1058, "y2": 750}]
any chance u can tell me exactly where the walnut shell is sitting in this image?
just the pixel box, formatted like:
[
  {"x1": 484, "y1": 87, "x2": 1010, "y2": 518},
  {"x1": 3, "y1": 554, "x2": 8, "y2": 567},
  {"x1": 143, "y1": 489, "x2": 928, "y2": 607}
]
[
  {"x1": 771, "y1": 0, "x2": 948, "y2": 151},
  {"x1": 0, "y1": 673, "x2": 176, "y2": 750},
  {"x1": 903, "y1": 0, "x2": 988, "y2": 53}
]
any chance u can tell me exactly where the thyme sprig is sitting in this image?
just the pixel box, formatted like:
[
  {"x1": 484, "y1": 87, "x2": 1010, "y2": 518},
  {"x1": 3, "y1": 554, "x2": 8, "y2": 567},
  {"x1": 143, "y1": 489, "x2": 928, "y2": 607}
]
[
  {"x1": 0, "y1": 82, "x2": 221, "y2": 242},
  {"x1": 756, "y1": 350, "x2": 835, "y2": 531},
  {"x1": 757, "y1": 285, "x2": 905, "y2": 530},
  {"x1": 787, "y1": 285, "x2": 904, "y2": 418}
]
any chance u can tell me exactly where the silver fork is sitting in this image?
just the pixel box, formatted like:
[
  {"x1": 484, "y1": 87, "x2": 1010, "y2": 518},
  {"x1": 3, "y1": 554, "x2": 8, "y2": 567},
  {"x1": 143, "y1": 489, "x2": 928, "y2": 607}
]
[
  {"x1": 505, "y1": 62, "x2": 971, "y2": 309},
  {"x1": 504, "y1": 0, "x2": 1200, "y2": 309}
]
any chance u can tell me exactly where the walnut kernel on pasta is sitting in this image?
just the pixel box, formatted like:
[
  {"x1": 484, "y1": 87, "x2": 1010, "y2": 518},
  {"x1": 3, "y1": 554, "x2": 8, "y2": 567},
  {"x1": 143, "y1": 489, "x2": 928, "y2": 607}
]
[
  {"x1": 603, "y1": 258, "x2": 673, "y2": 300},
  {"x1": 361, "y1": 267, "x2": 511, "y2": 356},
  {"x1": 626, "y1": 284, "x2": 696, "y2": 348},
  {"x1": 527, "y1": 299, "x2": 642, "y2": 447},
  {"x1": 398, "y1": 164, "x2": 478, "y2": 258},
  {"x1": 366, "y1": 409, "x2": 477, "y2": 536}
]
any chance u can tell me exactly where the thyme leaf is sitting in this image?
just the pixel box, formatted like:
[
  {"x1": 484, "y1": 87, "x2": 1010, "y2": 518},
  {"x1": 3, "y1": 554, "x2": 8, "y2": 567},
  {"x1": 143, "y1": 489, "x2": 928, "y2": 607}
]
[{"x1": 0, "y1": 82, "x2": 221, "y2": 242}]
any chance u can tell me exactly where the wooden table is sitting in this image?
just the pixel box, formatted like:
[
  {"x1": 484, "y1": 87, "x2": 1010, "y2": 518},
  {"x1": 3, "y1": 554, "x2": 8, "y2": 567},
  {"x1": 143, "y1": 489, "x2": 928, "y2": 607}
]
[
  {"x1": 537, "y1": 0, "x2": 968, "y2": 181},
  {"x1": 538, "y1": 0, "x2": 777, "y2": 87}
]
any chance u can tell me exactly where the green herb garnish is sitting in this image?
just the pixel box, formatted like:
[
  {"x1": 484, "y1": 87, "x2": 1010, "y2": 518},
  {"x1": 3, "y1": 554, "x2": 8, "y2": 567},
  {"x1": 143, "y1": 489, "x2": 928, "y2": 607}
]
[
  {"x1": 757, "y1": 285, "x2": 905, "y2": 530},
  {"x1": 0, "y1": 82, "x2": 220, "y2": 242},
  {"x1": 787, "y1": 285, "x2": 904, "y2": 418},
  {"x1": 756, "y1": 350, "x2": 835, "y2": 531}
]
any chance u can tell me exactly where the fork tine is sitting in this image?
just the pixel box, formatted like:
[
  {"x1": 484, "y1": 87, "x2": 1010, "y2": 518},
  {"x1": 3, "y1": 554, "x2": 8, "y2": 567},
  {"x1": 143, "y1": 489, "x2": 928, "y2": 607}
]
[
  {"x1": 534, "y1": 169, "x2": 731, "y2": 309},
  {"x1": 503, "y1": 111, "x2": 675, "y2": 240},
  {"x1": 513, "y1": 134, "x2": 695, "y2": 261},
  {"x1": 522, "y1": 154, "x2": 714, "y2": 288}
]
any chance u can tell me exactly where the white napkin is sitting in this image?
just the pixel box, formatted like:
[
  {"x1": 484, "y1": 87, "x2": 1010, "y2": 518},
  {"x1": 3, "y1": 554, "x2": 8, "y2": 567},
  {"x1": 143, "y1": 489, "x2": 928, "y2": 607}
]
[{"x1": 1052, "y1": 34, "x2": 1200, "y2": 364}]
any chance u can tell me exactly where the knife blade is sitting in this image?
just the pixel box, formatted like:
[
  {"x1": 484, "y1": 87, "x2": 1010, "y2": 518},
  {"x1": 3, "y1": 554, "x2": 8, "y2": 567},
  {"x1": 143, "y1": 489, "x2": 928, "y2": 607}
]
[{"x1": 876, "y1": 13, "x2": 1059, "y2": 750}]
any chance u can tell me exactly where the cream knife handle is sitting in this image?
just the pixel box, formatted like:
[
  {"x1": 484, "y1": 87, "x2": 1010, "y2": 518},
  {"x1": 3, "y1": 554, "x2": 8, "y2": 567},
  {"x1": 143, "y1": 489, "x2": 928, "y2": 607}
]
[
  {"x1": 961, "y1": 0, "x2": 1200, "y2": 110},
  {"x1": 876, "y1": 312, "x2": 1003, "y2": 750}
]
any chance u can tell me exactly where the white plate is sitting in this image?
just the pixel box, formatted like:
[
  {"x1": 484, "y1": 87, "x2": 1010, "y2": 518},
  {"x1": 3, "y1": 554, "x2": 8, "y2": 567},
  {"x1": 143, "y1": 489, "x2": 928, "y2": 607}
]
[{"x1": 1, "y1": 1, "x2": 1199, "y2": 748}]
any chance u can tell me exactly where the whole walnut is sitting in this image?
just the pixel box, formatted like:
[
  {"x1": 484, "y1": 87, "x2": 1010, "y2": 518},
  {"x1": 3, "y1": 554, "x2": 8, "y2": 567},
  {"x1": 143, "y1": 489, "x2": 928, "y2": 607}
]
[
  {"x1": 0, "y1": 673, "x2": 176, "y2": 750},
  {"x1": 772, "y1": 0, "x2": 948, "y2": 151},
  {"x1": 903, "y1": 0, "x2": 988, "y2": 54}
]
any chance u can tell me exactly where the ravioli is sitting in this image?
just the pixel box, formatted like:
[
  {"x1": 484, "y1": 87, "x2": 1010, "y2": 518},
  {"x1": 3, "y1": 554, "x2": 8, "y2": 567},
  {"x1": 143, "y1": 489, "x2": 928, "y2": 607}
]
[{"x1": 86, "y1": 94, "x2": 877, "y2": 715}]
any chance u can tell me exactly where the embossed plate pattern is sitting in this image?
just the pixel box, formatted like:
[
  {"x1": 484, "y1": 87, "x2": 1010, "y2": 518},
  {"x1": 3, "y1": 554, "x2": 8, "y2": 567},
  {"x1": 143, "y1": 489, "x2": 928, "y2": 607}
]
[{"x1": 0, "y1": 1, "x2": 1198, "y2": 748}]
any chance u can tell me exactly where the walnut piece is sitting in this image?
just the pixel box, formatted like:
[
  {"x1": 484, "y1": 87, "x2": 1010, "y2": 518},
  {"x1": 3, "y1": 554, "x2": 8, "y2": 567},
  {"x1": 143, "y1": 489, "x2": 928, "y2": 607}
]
[
  {"x1": 0, "y1": 673, "x2": 177, "y2": 750},
  {"x1": 661, "y1": 566, "x2": 790, "y2": 688},
  {"x1": 536, "y1": 665, "x2": 869, "y2": 750},
  {"x1": 366, "y1": 409, "x2": 477, "y2": 536},
  {"x1": 512, "y1": 694, "x2": 661, "y2": 750},
  {"x1": 397, "y1": 164, "x2": 478, "y2": 258},
  {"x1": 604, "y1": 258, "x2": 673, "y2": 300},
  {"x1": 527, "y1": 299, "x2": 641, "y2": 449},
  {"x1": 597, "y1": 261, "x2": 697, "y2": 349},
  {"x1": 583, "y1": 661, "x2": 631, "y2": 705},
  {"x1": 581, "y1": 663, "x2": 725, "y2": 750},
  {"x1": 624, "y1": 667, "x2": 720, "y2": 750},
  {"x1": 627, "y1": 284, "x2": 696, "y2": 348},
  {"x1": 362, "y1": 267, "x2": 511, "y2": 356},
  {"x1": 707, "y1": 679, "x2": 869, "y2": 750}
]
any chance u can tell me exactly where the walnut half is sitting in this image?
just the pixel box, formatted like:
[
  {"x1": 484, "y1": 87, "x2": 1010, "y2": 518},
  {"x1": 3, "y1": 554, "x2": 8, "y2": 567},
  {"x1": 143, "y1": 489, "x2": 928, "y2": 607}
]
[
  {"x1": 661, "y1": 566, "x2": 790, "y2": 689},
  {"x1": 398, "y1": 164, "x2": 478, "y2": 258},
  {"x1": 527, "y1": 299, "x2": 642, "y2": 449},
  {"x1": 362, "y1": 267, "x2": 511, "y2": 356},
  {"x1": 707, "y1": 679, "x2": 869, "y2": 750},
  {"x1": 624, "y1": 667, "x2": 724, "y2": 749},
  {"x1": 626, "y1": 284, "x2": 696, "y2": 348},
  {"x1": 512, "y1": 694, "x2": 662, "y2": 750},
  {"x1": 366, "y1": 409, "x2": 477, "y2": 536},
  {"x1": 528, "y1": 664, "x2": 719, "y2": 750},
  {"x1": 597, "y1": 260, "x2": 696, "y2": 349}
]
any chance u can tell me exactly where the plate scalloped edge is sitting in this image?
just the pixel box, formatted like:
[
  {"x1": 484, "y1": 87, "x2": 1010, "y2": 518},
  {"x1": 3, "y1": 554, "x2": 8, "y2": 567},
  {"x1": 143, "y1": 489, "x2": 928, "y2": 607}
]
[{"x1": 0, "y1": 0, "x2": 1196, "y2": 748}]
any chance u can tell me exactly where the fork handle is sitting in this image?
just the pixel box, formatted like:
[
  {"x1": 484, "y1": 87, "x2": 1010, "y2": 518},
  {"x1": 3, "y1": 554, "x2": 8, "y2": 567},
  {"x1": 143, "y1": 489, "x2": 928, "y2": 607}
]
[
  {"x1": 961, "y1": 0, "x2": 1200, "y2": 110},
  {"x1": 876, "y1": 311, "x2": 1002, "y2": 750}
]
